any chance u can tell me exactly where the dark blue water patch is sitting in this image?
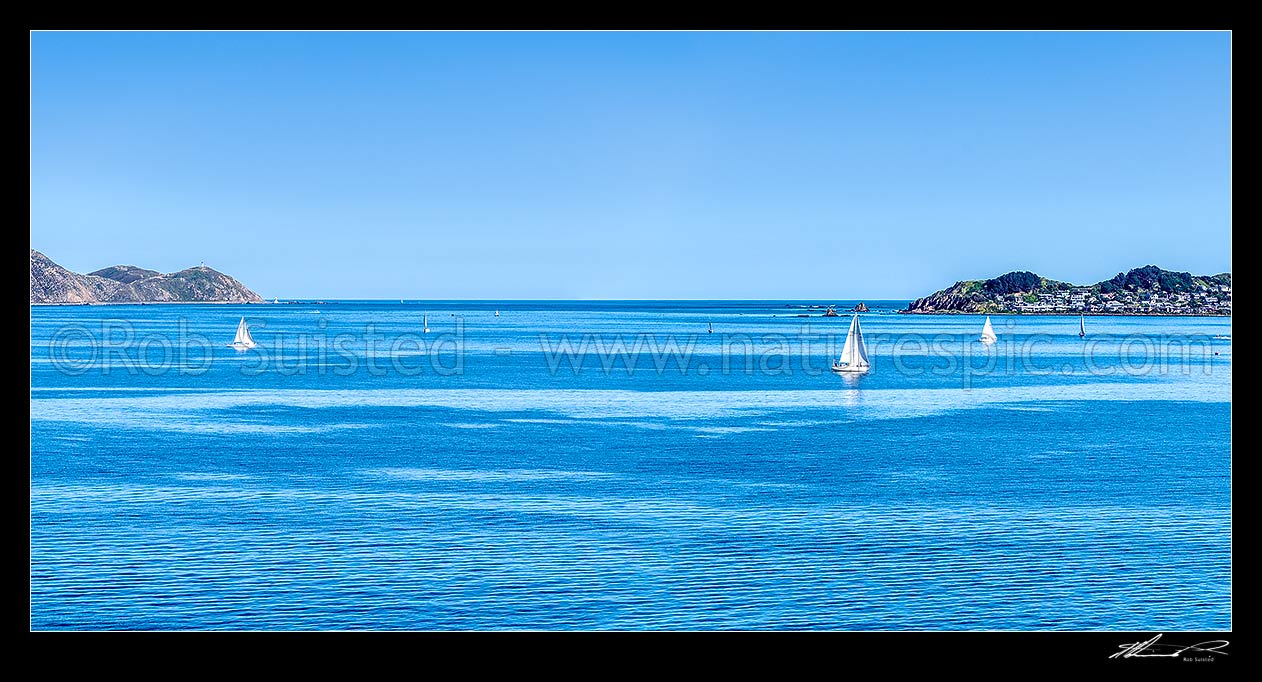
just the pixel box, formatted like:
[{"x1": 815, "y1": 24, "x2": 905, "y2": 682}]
[{"x1": 29, "y1": 495, "x2": 1229, "y2": 630}]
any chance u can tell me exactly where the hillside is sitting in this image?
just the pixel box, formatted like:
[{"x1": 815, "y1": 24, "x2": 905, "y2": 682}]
[
  {"x1": 31, "y1": 250, "x2": 264, "y2": 304},
  {"x1": 905, "y1": 266, "x2": 1231, "y2": 315}
]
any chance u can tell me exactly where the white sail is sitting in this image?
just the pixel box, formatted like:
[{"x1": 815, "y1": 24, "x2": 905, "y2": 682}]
[
  {"x1": 980, "y1": 316, "x2": 997, "y2": 344},
  {"x1": 423, "y1": 314, "x2": 429, "y2": 334},
  {"x1": 1079, "y1": 314, "x2": 1086, "y2": 337},
  {"x1": 231, "y1": 317, "x2": 256, "y2": 349},
  {"x1": 834, "y1": 314, "x2": 870, "y2": 371}
]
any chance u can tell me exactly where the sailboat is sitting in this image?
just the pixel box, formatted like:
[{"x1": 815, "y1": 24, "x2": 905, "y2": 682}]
[
  {"x1": 708, "y1": 321, "x2": 713, "y2": 334},
  {"x1": 979, "y1": 316, "x2": 997, "y2": 344},
  {"x1": 228, "y1": 317, "x2": 256, "y2": 350},
  {"x1": 423, "y1": 314, "x2": 429, "y2": 334},
  {"x1": 495, "y1": 309, "x2": 500, "y2": 317},
  {"x1": 1078, "y1": 314, "x2": 1086, "y2": 338},
  {"x1": 830, "y1": 314, "x2": 870, "y2": 373},
  {"x1": 272, "y1": 298, "x2": 279, "y2": 304}
]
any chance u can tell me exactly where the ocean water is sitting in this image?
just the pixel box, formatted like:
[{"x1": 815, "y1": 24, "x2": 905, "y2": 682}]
[{"x1": 29, "y1": 301, "x2": 1231, "y2": 630}]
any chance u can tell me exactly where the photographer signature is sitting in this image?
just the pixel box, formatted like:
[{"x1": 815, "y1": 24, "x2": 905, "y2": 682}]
[{"x1": 1110, "y1": 634, "x2": 1229, "y2": 659}]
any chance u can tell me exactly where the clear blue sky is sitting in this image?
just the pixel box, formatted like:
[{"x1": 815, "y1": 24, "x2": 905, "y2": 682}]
[{"x1": 30, "y1": 31, "x2": 1231, "y2": 299}]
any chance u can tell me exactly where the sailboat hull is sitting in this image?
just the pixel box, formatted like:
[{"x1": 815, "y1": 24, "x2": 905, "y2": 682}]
[{"x1": 831, "y1": 363, "x2": 869, "y2": 373}]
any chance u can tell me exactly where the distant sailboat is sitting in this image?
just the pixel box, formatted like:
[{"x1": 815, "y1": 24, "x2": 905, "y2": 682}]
[
  {"x1": 980, "y1": 316, "x2": 997, "y2": 344},
  {"x1": 495, "y1": 309, "x2": 500, "y2": 317},
  {"x1": 831, "y1": 314, "x2": 870, "y2": 373},
  {"x1": 708, "y1": 321, "x2": 713, "y2": 334},
  {"x1": 423, "y1": 314, "x2": 429, "y2": 334},
  {"x1": 228, "y1": 317, "x2": 257, "y2": 350},
  {"x1": 272, "y1": 298, "x2": 279, "y2": 304},
  {"x1": 1079, "y1": 314, "x2": 1086, "y2": 338}
]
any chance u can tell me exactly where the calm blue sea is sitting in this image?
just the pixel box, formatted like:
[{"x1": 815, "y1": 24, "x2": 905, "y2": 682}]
[{"x1": 29, "y1": 301, "x2": 1231, "y2": 630}]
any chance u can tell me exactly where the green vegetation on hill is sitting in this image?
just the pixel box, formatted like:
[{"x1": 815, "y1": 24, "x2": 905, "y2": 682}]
[
  {"x1": 1100, "y1": 265, "x2": 1191, "y2": 294},
  {"x1": 982, "y1": 271, "x2": 1041, "y2": 296}
]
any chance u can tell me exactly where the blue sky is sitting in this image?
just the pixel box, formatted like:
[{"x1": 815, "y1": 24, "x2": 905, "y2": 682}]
[{"x1": 30, "y1": 31, "x2": 1231, "y2": 299}]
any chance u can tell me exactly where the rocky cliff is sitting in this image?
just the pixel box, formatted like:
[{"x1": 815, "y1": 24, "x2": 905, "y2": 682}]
[{"x1": 31, "y1": 250, "x2": 264, "y2": 304}]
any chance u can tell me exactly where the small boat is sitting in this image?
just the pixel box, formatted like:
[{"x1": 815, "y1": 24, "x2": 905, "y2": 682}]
[
  {"x1": 1078, "y1": 314, "x2": 1086, "y2": 338},
  {"x1": 228, "y1": 317, "x2": 257, "y2": 350},
  {"x1": 831, "y1": 314, "x2": 870, "y2": 373},
  {"x1": 495, "y1": 310, "x2": 500, "y2": 317},
  {"x1": 273, "y1": 298, "x2": 279, "y2": 304},
  {"x1": 980, "y1": 316, "x2": 997, "y2": 344},
  {"x1": 423, "y1": 314, "x2": 429, "y2": 334},
  {"x1": 822, "y1": 305, "x2": 840, "y2": 317},
  {"x1": 708, "y1": 321, "x2": 713, "y2": 334}
]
